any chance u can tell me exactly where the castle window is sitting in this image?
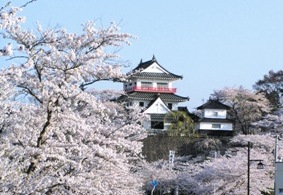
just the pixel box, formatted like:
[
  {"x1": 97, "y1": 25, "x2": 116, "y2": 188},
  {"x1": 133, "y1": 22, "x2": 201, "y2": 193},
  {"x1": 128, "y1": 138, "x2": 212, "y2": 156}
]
[
  {"x1": 168, "y1": 103, "x2": 172, "y2": 109},
  {"x1": 151, "y1": 121, "x2": 164, "y2": 129},
  {"x1": 213, "y1": 111, "x2": 218, "y2": 117},
  {"x1": 139, "y1": 102, "x2": 144, "y2": 107},
  {"x1": 157, "y1": 82, "x2": 168, "y2": 88},
  {"x1": 141, "y1": 82, "x2": 152, "y2": 87},
  {"x1": 212, "y1": 124, "x2": 221, "y2": 129}
]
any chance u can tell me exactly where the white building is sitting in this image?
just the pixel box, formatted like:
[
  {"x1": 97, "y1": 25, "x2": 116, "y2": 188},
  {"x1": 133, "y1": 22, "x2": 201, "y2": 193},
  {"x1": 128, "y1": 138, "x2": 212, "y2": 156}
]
[
  {"x1": 195, "y1": 99, "x2": 234, "y2": 136},
  {"x1": 118, "y1": 56, "x2": 189, "y2": 134},
  {"x1": 275, "y1": 162, "x2": 283, "y2": 195}
]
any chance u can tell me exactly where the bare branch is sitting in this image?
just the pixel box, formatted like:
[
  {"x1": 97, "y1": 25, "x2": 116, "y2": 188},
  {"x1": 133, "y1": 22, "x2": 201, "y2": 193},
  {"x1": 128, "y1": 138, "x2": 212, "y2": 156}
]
[{"x1": 20, "y1": 0, "x2": 38, "y2": 8}]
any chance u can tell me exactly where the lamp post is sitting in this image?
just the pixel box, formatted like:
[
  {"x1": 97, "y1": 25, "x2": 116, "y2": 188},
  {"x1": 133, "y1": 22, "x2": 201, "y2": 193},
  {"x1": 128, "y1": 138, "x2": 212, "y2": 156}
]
[{"x1": 247, "y1": 141, "x2": 264, "y2": 195}]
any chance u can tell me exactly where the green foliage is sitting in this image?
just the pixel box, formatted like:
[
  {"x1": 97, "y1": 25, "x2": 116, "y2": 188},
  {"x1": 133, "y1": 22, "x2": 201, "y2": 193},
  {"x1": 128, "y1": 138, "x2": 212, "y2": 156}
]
[
  {"x1": 254, "y1": 70, "x2": 283, "y2": 110},
  {"x1": 164, "y1": 111, "x2": 197, "y2": 137}
]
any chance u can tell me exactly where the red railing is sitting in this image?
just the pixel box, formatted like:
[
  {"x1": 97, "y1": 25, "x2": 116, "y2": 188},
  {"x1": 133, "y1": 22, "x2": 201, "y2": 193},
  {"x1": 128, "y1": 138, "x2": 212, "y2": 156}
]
[{"x1": 125, "y1": 86, "x2": 177, "y2": 93}]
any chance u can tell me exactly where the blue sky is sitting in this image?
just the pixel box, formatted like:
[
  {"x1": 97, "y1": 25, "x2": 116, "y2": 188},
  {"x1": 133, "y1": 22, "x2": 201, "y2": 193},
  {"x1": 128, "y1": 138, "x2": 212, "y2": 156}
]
[{"x1": 16, "y1": 1, "x2": 283, "y2": 109}]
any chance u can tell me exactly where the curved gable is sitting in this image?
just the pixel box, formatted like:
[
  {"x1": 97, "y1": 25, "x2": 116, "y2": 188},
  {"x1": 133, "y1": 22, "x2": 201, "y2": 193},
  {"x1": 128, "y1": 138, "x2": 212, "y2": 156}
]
[
  {"x1": 142, "y1": 62, "x2": 168, "y2": 74},
  {"x1": 144, "y1": 97, "x2": 170, "y2": 114}
]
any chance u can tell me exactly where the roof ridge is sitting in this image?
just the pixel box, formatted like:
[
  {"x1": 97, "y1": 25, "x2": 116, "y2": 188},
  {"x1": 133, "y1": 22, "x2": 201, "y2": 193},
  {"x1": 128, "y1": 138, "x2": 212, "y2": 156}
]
[{"x1": 131, "y1": 56, "x2": 183, "y2": 79}]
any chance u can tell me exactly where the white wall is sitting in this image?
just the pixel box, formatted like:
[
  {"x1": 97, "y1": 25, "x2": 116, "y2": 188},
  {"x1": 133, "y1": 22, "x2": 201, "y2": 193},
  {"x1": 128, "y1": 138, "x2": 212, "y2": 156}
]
[
  {"x1": 199, "y1": 122, "x2": 233, "y2": 131},
  {"x1": 137, "y1": 80, "x2": 173, "y2": 88},
  {"x1": 124, "y1": 79, "x2": 175, "y2": 92},
  {"x1": 275, "y1": 162, "x2": 283, "y2": 195},
  {"x1": 143, "y1": 120, "x2": 151, "y2": 130},
  {"x1": 203, "y1": 109, "x2": 227, "y2": 119},
  {"x1": 170, "y1": 103, "x2": 178, "y2": 110},
  {"x1": 133, "y1": 100, "x2": 178, "y2": 111},
  {"x1": 133, "y1": 100, "x2": 151, "y2": 108},
  {"x1": 141, "y1": 62, "x2": 167, "y2": 73},
  {"x1": 145, "y1": 100, "x2": 170, "y2": 114}
]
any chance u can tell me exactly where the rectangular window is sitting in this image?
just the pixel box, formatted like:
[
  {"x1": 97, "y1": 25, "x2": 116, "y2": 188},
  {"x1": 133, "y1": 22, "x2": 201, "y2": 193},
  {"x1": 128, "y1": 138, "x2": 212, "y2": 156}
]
[
  {"x1": 151, "y1": 121, "x2": 164, "y2": 129},
  {"x1": 141, "y1": 82, "x2": 152, "y2": 87},
  {"x1": 168, "y1": 103, "x2": 172, "y2": 109},
  {"x1": 157, "y1": 82, "x2": 168, "y2": 88},
  {"x1": 139, "y1": 102, "x2": 144, "y2": 107},
  {"x1": 213, "y1": 112, "x2": 218, "y2": 117},
  {"x1": 212, "y1": 124, "x2": 221, "y2": 129}
]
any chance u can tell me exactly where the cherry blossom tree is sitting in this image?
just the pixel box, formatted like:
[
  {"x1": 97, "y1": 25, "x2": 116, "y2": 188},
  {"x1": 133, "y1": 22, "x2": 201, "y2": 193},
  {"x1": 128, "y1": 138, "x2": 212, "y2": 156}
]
[
  {"x1": 142, "y1": 134, "x2": 275, "y2": 194},
  {"x1": 0, "y1": 2, "x2": 147, "y2": 194},
  {"x1": 211, "y1": 86, "x2": 271, "y2": 135},
  {"x1": 252, "y1": 112, "x2": 283, "y2": 134}
]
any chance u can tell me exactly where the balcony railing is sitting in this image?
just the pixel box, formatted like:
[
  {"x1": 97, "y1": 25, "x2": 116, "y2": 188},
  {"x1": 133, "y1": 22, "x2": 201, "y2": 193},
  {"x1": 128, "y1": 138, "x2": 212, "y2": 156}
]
[{"x1": 125, "y1": 86, "x2": 177, "y2": 93}]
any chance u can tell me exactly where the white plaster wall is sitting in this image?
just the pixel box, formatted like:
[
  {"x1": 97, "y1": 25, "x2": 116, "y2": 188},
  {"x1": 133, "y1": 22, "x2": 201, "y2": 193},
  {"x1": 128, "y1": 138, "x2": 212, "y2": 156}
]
[
  {"x1": 171, "y1": 103, "x2": 178, "y2": 110},
  {"x1": 204, "y1": 109, "x2": 227, "y2": 119},
  {"x1": 199, "y1": 122, "x2": 233, "y2": 131},
  {"x1": 137, "y1": 79, "x2": 173, "y2": 88},
  {"x1": 133, "y1": 100, "x2": 178, "y2": 111},
  {"x1": 275, "y1": 162, "x2": 283, "y2": 195},
  {"x1": 142, "y1": 62, "x2": 167, "y2": 73},
  {"x1": 143, "y1": 120, "x2": 151, "y2": 130},
  {"x1": 145, "y1": 103, "x2": 169, "y2": 114},
  {"x1": 145, "y1": 98, "x2": 170, "y2": 114},
  {"x1": 133, "y1": 100, "x2": 151, "y2": 108}
]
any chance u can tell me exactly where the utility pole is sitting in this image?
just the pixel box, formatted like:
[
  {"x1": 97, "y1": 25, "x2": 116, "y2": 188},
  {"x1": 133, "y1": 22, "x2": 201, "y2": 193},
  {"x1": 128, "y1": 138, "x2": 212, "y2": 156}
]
[{"x1": 247, "y1": 142, "x2": 251, "y2": 195}]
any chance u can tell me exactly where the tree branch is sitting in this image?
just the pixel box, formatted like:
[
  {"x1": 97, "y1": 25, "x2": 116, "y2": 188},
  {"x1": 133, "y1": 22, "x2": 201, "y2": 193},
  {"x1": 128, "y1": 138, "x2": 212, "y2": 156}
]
[
  {"x1": 79, "y1": 77, "x2": 123, "y2": 91},
  {"x1": 20, "y1": 0, "x2": 38, "y2": 8},
  {"x1": 17, "y1": 84, "x2": 43, "y2": 104},
  {"x1": 37, "y1": 106, "x2": 52, "y2": 147}
]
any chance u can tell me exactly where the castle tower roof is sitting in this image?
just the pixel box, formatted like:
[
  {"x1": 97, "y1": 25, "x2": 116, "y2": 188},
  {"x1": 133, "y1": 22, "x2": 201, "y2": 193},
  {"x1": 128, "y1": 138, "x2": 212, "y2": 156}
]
[{"x1": 130, "y1": 55, "x2": 183, "y2": 80}]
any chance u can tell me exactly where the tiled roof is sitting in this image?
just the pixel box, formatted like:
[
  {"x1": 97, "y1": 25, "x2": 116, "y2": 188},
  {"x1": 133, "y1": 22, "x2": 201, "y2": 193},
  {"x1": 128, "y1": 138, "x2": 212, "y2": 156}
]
[
  {"x1": 197, "y1": 99, "x2": 230, "y2": 110},
  {"x1": 178, "y1": 106, "x2": 200, "y2": 122},
  {"x1": 150, "y1": 114, "x2": 166, "y2": 121},
  {"x1": 120, "y1": 92, "x2": 189, "y2": 102},
  {"x1": 131, "y1": 72, "x2": 182, "y2": 80},
  {"x1": 131, "y1": 56, "x2": 182, "y2": 80},
  {"x1": 133, "y1": 58, "x2": 154, "y2": 72}
]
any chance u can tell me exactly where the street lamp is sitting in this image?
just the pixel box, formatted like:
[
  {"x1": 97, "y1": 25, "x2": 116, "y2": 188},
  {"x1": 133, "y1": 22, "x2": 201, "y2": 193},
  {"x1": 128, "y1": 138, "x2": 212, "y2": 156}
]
[{"x1": 247, "y1": 141, "x2": 264, "y2": 195}]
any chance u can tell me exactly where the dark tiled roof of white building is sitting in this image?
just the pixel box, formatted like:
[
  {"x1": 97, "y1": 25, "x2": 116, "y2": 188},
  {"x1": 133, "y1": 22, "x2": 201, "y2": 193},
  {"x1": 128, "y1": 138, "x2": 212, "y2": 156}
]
[
  {"x1": 130, "y1": 56, "x2": 183, "y2": 80},
  {"x1": 119, "y1": 92, "x2": 189, "y2": 102},
  {"x1": 197, "y1": 99, "x2": 230, "y2": 110},
  {"x1": 131, "y1": 72, "x2": 182, "y2": 80}
]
